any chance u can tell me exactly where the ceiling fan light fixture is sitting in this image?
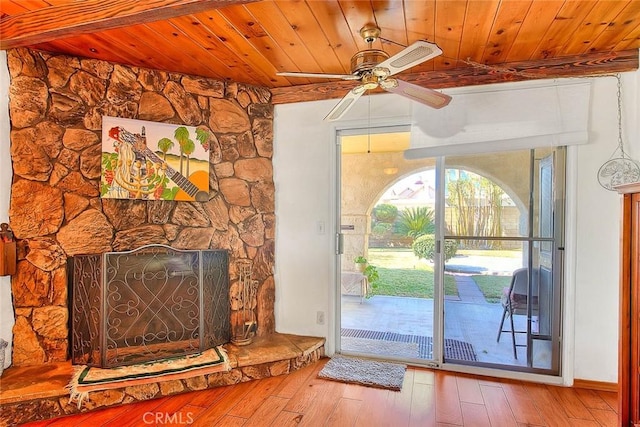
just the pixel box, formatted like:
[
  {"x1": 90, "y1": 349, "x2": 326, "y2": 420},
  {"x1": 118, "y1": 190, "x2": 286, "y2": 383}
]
[{"x1": 379, "y1": 78, "x2": 398, "y2": 90}]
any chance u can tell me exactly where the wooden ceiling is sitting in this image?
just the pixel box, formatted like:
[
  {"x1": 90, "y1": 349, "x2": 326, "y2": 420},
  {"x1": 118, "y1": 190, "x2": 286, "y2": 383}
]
[{"x1": 1, "y1": 0, "x2": 639, "y2": 105}]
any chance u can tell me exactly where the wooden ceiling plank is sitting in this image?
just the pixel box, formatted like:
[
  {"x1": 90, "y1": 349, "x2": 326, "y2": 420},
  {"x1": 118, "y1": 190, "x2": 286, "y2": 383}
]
[
  {"x1": 482, "y1": 0, "x2": 533, "y2": 65},
  {"x1": 504, "y1": 0, "x2": 565, "y2": 62},
  {"x1": 271, "y1": 49, "x2": 639, "y2": 105},
  {"x1": 169, "y1": 14, "x2": 270, "y2": 86},
  {"x1": 587, "y1": 1, "x2": 640, "y2": 53},
  {"x1": 192, "y1": 9, "x2": 292, "y2": 86},
  {"x1": 243, "y1": 1, "x2": 328, "y2": 78},
  {"x1": 144, "y1": 19, "x2": 245, "y2": 82},
  {"x1": 336, "y1": 0, "x2": 379, "y2": 52},
  {"x1": 560, "y1": 0, "x2": 629, "y2": 55},
  {"x1": 304, "y1": 0, "x2": 361, "y2": 73},
  {"x1": 0, "y1": 0, "x2": 259, "y2": 50},
  {"x1": 458, "y1": 0, "x2": 501, "y2": 63},
  {"x1": 527, "y1": 0, "x2": 598, "y2": 61},
  {"x1": 615, "y1": 23, "x2": 640, "y2": 51},
  {"x1": 274, "y1": 0, "x2": 347, "y2": 75},
  {"x1": 371, "y1": 0, "x2": 408, "y2": 50},
  {"x1": 218, "y1": 3, "x2": 312, "y2": 84},
  {"x1": 404, "y1": 0, "x2": 436, "y2": 43},
  {"x1": 433, "y1": 0, "x2": 468, "y2": 69}
]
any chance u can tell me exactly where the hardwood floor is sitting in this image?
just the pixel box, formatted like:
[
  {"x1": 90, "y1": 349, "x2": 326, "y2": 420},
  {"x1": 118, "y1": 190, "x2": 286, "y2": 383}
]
[{"x1": 19, "y1": 358, "x2": 618, "y2": 426}]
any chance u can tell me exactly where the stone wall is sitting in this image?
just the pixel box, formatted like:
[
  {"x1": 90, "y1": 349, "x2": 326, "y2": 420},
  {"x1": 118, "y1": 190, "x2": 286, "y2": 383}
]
[{"x1": 6, "y1": 48, "x2": 275, "y2": 366}]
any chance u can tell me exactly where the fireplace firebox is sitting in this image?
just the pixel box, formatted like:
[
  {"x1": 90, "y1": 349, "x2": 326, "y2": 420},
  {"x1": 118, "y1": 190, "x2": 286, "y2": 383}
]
[{"x1": 69, "y1": 245, "x2": 230, "y2": 368}]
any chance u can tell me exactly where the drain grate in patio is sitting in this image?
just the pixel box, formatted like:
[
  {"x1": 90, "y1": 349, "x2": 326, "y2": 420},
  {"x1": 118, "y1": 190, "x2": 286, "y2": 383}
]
[{"x1": 341, "y1": 328, "x2": 477, "y2": 362}]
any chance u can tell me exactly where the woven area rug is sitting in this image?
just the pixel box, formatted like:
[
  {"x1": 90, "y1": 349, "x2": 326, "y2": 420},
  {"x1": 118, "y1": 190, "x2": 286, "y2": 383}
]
[
  {"x1": 68, "y1": 346, "x2": 230, "y2": 407},
  {"x1": 318, "y1": 355, "x2": 406, "y2": 391}
]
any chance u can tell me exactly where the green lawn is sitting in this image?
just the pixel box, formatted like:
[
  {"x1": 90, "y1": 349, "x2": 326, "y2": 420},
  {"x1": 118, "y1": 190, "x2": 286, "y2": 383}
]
[
  {"x1": 366, "y1": 248, "x2": 514, "y2": 300},
  {"x1": 366, "y1": 249, "x2": 457, "y2": 298}
]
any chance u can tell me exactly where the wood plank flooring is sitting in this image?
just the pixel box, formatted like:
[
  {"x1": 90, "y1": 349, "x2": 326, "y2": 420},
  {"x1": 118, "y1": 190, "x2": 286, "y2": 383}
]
[{"x1": 19, "y1": 358, "x2": 618, "y2": 426}]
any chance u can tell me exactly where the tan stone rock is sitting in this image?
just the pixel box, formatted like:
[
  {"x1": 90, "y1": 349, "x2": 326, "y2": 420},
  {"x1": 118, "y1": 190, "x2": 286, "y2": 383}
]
[
  {"x1": 250, "y1": 181, "x2": 275, "y2": 213},
  {"x1": 218, "y1": 134, "x2": 240, "y2": 163},
  {"x1": 63, "y1": 193, "x2": 89, "y2": 221},
  {"x1": 209, "y1": 99, "x2": 250, "y2": 133},
  {"x1": 237, "y1": 90, "x2": 251, "y2": 108},
  {"x1": 11, "y1": 260, "x2": 51, "y2": 307},
  {"x1": 234, "y1": 158, "x2": 272, "y2": 183},
  {"x1": 49, "y1": 163, "x2": 70, "y2": 186},
  {"x1": 211, "y1": 227, "x2": 246, "y2": 259},
  {"x1": 237, "y1": 131, "x2": 257, "y2": 158},
  {"x1": 81, "y1": 389, "x2": 125, "y2": 410},
  {"x1": 42, "y1": 337, "x2": 68, "y2": 362},
  {"x1": 163, "y1": 223, "x2": 181, "y2": 241},
  {"x1": 9, "y1": 76, "x2": 48, "y2": 128},
  {"x1": 159, "y1": 380, "x2": 184, "y2": 396},
  {"x1": 11, "y1": 128, "x2": 53, "y2": 181},
  {"x1": 112, "y1": 224, "x2": 168, "y2": 251},
  {"x1": 147, "y1": 200, "x2": 175, "y2": 224},
  {"x1": 184, "y1": 375, "x2": 208, "y2": 391},
  {"x1": 10, "y1": 49, "x2": 47, "y2": 77},
  {"x1": 57, "y1": 209, "x2": 113, "y2": 255},
  {"x1": 171, "y1": 203, "x2": 210, "y2": 227},
  {"x1": 46, "y1": 55, "x2": 80, "y2": 87},
  {"x1": 225, "y1": 82, "x2": 238, "y2": 99},
  {"x1": 213, "y1": 162, "x2": 234, "y2": 178},
  {"x1": 238, "y1": 214, "x2": 265, "y2": 247},
  {"x1": 248, "y1": 103, "x2": 273, "y2": 120},
  {"x1": 209, "y1": 133, "x2": 222, "y2": 164},
  {"x1": 203, "y1": 195, "x2": 230, "y2": 231},
  {"x1": 243, "y1": 85, "x2": 271, "y2": 104},
  {"x1": 257, "y1": 276, "x2": 276, "y2": 335},
  {"x1": 182, "y1": 76, "x2": 224, "y2": 98},
  {"x1": 253, "y1": 239, "x2": 275, "y2": 283},
  {"x1": 163, "y1": 81, "x2": 202, "y2": 125},
  {"x1": 269, "y1": 360, "x2": 290, "y2": 376},
  {"x1": 35, "y1": 121, "x2": 65, "y2": 159},
  {"x1": 252, "y1": 118, "x2": 273, "y2": 158},
  {"x1": 264, "y1": 213, "x2": 275, "y2": 240},
  {"x1": 49, "y1": 89, "x2": 87, "y2": 126},
  {"x1": 25, "y1": 238, "x2": 67, "y2": 272},
  {"x1": 9, "y1": 180, "x2": 64, "y2": 238},
  {"x1": 137, "y1": 68, "x2": 168, "y2": 91},
  {"x1": 12, "y1": 316, "x2": 46, "y2": 366},
  {"x1": 32, "y1": 306, "x2": 68, "y2": 339},
  {"x1": 50, "y1": 267, "x2": 68, "y2": 306},
  {"x1": 229, "y1": 206, "x2": 255, "y2": 225},
  {"x1": 125, "y1": 383, "x2": 159, "y2": 401},
  {"x1": 69, "y1": 70, "x2": 107, "y2": 106},
  {"x1": 102, "y1": 199, "x2": 147, "y2": 230},
  {"x1": 84, "y1": 105, "x2": 108, "y2": 130},
  {"x1": 207, "y1": 369, "x2": 242, "y2": 387},
  {"x1": 219, "y1": 178, "x2": 250, "y2": 206},
  {"x1": 58, "y1": 147, "x2": 80, "y2": 170},
  {"x1": 81, "y1": 58, "x2": 114, "y2": 80},
  {"x1": 57, "y1": 171, "x2": 99, "y2": 197},
  {"x1": 138, "y1": 91, "x2": 175, "y2": 122},
  {"x1": 241, "y1": 364, "x2": 270, "y2": 380},
  {"x1": 107, "y1": 100, "x2": 138, "y2": 119},
  {"x1": 171, "y1": 227, "x2": 215, "y2": 249},
  {"x1": 107, "y1": 64, "x2": 142, "y2": 105},
  {"x1": 62, "y1": 128, "x2": 99, "y2": 151},
  {"x1": 80, "y1": 144, "x2": 102, "y2": 179}
]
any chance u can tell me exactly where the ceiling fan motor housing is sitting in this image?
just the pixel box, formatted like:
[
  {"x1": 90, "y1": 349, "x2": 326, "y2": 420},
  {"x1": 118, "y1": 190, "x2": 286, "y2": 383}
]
[{"x1": 351, "y1": 49, "x2": 389, "y2": 74}]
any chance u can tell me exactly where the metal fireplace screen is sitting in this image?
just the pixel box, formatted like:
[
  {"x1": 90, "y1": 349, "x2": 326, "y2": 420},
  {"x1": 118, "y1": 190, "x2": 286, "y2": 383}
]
[{"x1": 70, "y1": 245, "x2": 230, "y2": 368}]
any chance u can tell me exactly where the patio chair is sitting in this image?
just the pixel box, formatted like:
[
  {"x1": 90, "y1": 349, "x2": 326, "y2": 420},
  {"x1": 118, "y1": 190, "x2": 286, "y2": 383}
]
[{"x1": 496, "y1": 267, "x2": 539, "y2": 359}]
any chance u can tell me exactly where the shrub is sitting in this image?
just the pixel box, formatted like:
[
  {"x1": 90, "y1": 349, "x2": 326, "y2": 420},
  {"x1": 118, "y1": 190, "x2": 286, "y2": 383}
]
[{"x1": 412, "y1": 234, "x2": 458, "y2": 262}]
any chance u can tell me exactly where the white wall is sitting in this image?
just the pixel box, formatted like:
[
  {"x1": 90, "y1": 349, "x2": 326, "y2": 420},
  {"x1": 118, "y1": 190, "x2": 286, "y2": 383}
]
[
  {"x1": 273, "y1": 66, "x2": 640, "y2": 383},
  {"x1": 0, "y1": 50, "x2": 14, "y2": 369}
]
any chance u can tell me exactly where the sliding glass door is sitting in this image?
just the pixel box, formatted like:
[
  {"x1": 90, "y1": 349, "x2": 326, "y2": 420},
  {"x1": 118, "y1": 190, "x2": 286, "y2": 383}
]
[{"x1": 337, "y1": 127, "x2": 564, "y2": 375}]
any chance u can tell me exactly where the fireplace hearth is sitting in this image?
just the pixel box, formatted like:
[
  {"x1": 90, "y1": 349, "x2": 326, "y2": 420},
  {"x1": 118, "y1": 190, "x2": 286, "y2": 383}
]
[{"x1": 69, "y1": 245, "x2": 230, "y2": 368}]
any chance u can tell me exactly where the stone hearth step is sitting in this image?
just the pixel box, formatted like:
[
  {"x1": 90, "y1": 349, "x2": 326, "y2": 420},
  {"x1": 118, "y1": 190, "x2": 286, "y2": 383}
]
[{"x1": 0, "y1": 333, "x2": 325, "y2": 426}]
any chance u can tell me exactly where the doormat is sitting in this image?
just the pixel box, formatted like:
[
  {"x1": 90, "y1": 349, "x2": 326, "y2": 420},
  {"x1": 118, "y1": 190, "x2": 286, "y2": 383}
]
[
  {"x1": 341, "y1": 328, "x2": 477, "y2": 361},
  {"x1": 68, "y1": 346, "x2": 231, "y2": 408},
  {"x1": 341, "y1": 336, "x2": 419, "y2": 358},
  {"x1": 318, "y1": 355, "x2": 406, "y2": 391}
]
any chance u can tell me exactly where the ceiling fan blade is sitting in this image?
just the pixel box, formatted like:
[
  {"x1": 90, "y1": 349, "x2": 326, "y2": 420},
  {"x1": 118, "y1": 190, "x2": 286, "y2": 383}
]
[
  {"x1": 277, "y1": 71, "x2": 360, "y2": 81},
  {"x1": 384, "y1": 79, "x2": 451, "y2": 109},
  {"x1": 376, "y1": 41, "x2": 442, "y2": 76},
  {"x1": 324, "y1": 86, "x2": 366, "y2": 121}
]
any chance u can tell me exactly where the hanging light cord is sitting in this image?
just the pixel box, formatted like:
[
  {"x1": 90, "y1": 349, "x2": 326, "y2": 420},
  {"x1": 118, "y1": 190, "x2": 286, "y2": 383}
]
[{"x1": 614, "y1": 74, "x2": 628, "y2": 160}]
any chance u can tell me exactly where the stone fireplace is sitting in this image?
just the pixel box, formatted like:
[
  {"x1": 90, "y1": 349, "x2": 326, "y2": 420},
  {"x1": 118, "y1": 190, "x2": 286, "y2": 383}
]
[
  {"x1": 70, "y1": 245, "x2": 230, "y2": 368},
  {"x1": 6, "y1": 47, "x2": 276, "y2": 367}
]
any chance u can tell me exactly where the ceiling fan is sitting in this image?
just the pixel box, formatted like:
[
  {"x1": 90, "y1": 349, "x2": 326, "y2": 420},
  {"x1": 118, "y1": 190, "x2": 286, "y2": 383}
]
[{"x1": 277, "y1": 24, "x2": 452, "y2": 121}]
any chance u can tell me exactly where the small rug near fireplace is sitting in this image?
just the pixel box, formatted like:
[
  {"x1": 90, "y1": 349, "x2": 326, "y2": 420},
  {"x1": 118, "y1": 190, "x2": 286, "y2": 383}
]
[
  {"x1": 318, "y1": 355, "x2": 406, "y2": 391},
  {"x1": 68, "y1": 346, "x2": 230, "y2": 407}
]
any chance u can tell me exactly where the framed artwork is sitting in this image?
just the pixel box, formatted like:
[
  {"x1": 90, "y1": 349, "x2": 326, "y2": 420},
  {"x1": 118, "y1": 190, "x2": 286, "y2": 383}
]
[{"x1": 100, "y1": 116, "x2": 210, "y2": 202}]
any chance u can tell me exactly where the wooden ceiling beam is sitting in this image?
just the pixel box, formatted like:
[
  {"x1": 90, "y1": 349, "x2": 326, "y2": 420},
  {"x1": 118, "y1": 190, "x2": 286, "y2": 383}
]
[
  {"x1": 271, "y1": 49, "x2": 639, "y2": 105},
  {"x1": 0, "y1": 0, "x2": 259, "y2": 50}
]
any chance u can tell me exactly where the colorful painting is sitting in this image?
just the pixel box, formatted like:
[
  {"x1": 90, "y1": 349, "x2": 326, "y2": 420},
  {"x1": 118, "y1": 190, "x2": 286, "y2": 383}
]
[{"x1": 100, "y1": 116, "x2": 210, "y2": 202}]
